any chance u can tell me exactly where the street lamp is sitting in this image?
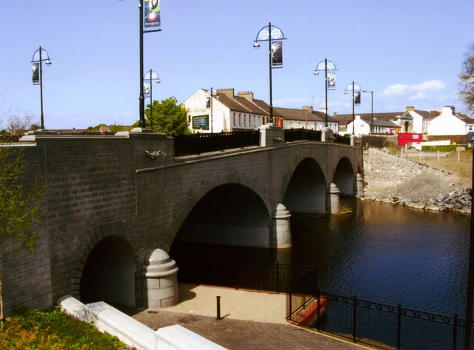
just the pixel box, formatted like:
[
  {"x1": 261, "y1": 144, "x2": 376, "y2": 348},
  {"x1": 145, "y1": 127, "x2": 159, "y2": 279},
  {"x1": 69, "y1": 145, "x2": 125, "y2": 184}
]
[
  {"x1": 344, "y1": 81, "x2": 362, "y2": 135},
  {"x1": 253, "y1": 22, "x2": 287, "y2": 124},
  {"x1": 314, "y1": 58, "x2": 336, "y2": 127},
  {"x1": 138, "y1": 0, "x2": 161, "y2": 128},
  {"x1": 144, "y1": 69, "x2": 160, "y2": 129},
  {"x1": 363, "y1": 90, "x2": 374, "y2": 133},
  {"x1": 31, "y1": 46, "x2": 52, "y2": 129}
]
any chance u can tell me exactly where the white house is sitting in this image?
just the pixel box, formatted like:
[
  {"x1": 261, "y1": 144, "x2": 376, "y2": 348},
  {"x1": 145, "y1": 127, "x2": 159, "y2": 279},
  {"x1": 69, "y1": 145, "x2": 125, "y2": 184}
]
[
  {"x1": 398, "y1": 106, "x2": 438, "y2": 134},
  {"x1": 333, "y1": 112, "x2": 399, "y2": 136},
  {"x1": 183, "y1": 88, "x2": 339, "y2": 133},
  {"x1": 183, "y1": 88, "x2": 269, "y2": 133},
  {"x1": 427, "y1": 106, "x2": 472, "y2": 135},
  {"x1": 273, "y1": 106, "x2": 339, "y2": 133}
]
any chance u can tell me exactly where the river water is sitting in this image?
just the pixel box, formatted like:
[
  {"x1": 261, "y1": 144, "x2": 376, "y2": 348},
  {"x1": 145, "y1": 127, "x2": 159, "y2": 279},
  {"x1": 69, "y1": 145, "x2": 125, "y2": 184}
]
[
  {"x1": 172, "y1": 200, "x2": 470, "y2": 317},
  {"x1": 286, "y1": 200, "x2": 470, "y2": 317}
]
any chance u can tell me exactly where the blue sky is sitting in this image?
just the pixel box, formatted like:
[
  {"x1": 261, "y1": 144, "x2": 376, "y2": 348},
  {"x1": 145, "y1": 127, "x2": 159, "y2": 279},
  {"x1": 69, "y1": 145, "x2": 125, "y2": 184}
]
[{"x1": 0, "y1": 0, "x2": 473, "y2": 129}]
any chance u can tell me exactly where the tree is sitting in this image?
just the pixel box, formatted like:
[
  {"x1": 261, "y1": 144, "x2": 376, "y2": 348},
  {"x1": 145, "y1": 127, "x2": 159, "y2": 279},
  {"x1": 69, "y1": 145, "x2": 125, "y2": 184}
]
[
  {"x1": 0, "y1": 129, "x2": 45, "y2": 319},
  {"x1": 142, "y1": 97, "x2": 190, "y2": 136},
  {"x1": 459, "y1": 44, "x2": 474, "y2": 115}
]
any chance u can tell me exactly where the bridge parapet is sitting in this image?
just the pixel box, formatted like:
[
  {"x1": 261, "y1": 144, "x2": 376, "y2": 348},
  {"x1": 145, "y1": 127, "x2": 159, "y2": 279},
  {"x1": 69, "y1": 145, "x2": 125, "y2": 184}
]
[{"x1": 259, "y1": 124, "x2": 285, "y2": 147}]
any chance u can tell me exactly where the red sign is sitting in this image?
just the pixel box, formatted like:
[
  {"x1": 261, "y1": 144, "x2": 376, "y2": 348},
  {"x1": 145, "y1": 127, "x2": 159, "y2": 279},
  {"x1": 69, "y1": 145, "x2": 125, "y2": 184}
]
[
  {"x1": 398, "y1": 133, "x2": 422, "y2": 146},
  {"x1": 275, "y1": 118, "x2": 283, "y2": 128}
]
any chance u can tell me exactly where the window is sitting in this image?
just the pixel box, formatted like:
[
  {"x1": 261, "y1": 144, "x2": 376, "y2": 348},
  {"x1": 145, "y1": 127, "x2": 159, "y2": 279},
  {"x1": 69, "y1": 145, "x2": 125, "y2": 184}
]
[{"x1": 233, "y1": 112, "x2": 236, "y2": 127}]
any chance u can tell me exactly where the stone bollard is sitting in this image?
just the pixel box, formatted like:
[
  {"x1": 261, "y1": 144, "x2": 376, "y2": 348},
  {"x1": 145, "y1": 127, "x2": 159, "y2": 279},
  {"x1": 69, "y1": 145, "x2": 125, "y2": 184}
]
[
  {"x1": 330, "y1": 183, "x2": 341, "y2": 214},
  {"x1": 272, "y1": 203, "x2": 292, "y2": 248},
  {"x1": 142, "y1": 249, "x2": 179, "y2": 309},
  {"x1": 356, "y1": 173, "x2": 364, "y2": 196}
]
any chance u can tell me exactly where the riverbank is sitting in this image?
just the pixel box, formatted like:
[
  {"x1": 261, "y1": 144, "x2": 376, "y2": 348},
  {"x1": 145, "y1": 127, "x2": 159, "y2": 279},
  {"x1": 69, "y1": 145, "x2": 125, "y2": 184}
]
[{"x1": 363, "y1": 148, "x2": 471, "y2": 214}]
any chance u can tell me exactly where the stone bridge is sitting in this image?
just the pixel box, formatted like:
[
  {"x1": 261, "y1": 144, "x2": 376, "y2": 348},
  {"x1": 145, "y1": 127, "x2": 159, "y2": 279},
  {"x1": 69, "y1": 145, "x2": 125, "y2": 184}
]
[{"x1": 0, "y1": 127, "x2": 363, "y2": 313}]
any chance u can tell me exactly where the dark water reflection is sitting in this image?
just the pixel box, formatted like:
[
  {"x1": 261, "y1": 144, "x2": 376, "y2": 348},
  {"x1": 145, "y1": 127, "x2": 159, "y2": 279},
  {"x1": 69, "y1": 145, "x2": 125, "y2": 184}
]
[
  {"x1": 285, "y1": 200, "x2": 470, "y2": 316},
  {"x1": 172, "y1": 200, "x2": 470, "y2": 317}
]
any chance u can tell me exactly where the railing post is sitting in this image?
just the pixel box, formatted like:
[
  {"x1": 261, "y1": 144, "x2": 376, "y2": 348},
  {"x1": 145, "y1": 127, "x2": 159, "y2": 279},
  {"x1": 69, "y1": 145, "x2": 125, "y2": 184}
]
[
  {"x1": 453, "y1": 314, "x2": 458, "y2": 350},
  {"x1": 397, "y1": 303, "x2": 402, "y2": 350},
  {"x1": 317, "y1": 293, "x2": 321, "y2": 332},
  {"x1": 353, "y1": 295, "x2": 357, "y2": 343},
  {"x1": 276, "y1": 263, "x2": 280, "y2": 292},
  {"x1": 216, "y1": 296, "x2": 221, "y2": 320},
  {"x1": 288, "y1": 291, "x2": 292, "y2": 320}
]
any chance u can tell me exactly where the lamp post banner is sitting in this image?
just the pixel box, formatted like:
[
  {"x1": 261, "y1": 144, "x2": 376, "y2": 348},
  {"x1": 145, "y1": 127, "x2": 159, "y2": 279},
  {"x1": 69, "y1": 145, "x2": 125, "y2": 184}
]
[
  {"x1": 354, "y1": 91, "x2": 361, "y2": 104},
  {"x1": 271, "y1": 41, "x2": 283, "y2": 66},
  {"x1": 144, "y1": 82, "x2": 150, "y2": 97},
  {"x1": 328, "y1": 72, "x2": 336, "y2": 89},
  {"x1": 32, "y1": 63, "x2": 40, "y2": 84},
  {"x1": 144, "y1": 0, "x2": 161, "y2": 28}
]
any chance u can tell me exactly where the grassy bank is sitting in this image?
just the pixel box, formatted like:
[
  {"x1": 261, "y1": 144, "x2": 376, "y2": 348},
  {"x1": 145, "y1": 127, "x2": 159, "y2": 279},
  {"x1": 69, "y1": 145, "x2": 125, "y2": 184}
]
[{"x1": 0, "y1": 307, "x2": 128, "y2": 350}]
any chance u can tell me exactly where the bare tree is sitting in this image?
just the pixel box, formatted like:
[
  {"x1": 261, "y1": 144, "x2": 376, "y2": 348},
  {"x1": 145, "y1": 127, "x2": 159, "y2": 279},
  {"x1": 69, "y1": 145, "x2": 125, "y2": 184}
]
[{"x1": 459, "y1": 44, "x2": 474, "y2": 116}]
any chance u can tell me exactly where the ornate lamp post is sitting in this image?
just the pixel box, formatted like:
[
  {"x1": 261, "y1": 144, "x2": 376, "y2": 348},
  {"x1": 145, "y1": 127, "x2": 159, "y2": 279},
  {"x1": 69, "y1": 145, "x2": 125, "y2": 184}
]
[
  {"x1": 344, "y1": 81, "x2": 362, "y2": 135},
  {"x1": 138, "y1": 0, "x2": 161, "y2": 128},
  {"x1": 31, "y1": 47, "x2": 52, "y2": 129},
  {"x1": 253, "y1": 22, "x2": 287, "y2": 124},
  {"x1": 314, "y1": 58, "x2": 336, "y2": 127},
  {"x1": 144, "y1": 69, "x2": 160, "y2": 129}
]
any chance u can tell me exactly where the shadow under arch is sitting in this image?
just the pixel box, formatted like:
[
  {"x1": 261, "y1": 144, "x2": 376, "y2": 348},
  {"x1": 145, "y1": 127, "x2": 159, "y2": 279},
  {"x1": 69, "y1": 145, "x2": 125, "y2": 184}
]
[
  {"x1": 79, "y1": 235, "x2": 136, "y2": 307},
  {"x1": 283, "y1": 158, "x2": 327, "y2": 213},
  {"x1": 172, "y1": 183, "x2": 271, "y2": 248},
  {"x1": 333, "y1": 157, "x2": 355, "y2": 196}
]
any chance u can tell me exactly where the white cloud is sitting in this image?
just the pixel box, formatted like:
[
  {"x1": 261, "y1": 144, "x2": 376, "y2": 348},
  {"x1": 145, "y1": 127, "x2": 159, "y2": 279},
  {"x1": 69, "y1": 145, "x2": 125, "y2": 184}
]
[{"x1": 381, "y1": 80, "x2": 445, "y2": 97}]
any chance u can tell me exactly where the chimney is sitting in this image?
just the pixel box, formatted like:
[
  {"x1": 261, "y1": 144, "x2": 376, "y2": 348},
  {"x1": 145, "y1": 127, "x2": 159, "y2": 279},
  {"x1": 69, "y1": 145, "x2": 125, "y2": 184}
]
[
  {"x1": 406, "y1": 106, "x2": 415, "y2": 112},
  {"x1": 216, "y1": 88, "x2": 235, "y2": 98},
  {"x1": 237, "y1": 91, "x2": 254, "y2": 102},
  {"x1": 442, "y1": 106, "x2": 455, "y2": 115},
  {"x1": 302, "y1": 106, "x2": 313, "y2": 112}
]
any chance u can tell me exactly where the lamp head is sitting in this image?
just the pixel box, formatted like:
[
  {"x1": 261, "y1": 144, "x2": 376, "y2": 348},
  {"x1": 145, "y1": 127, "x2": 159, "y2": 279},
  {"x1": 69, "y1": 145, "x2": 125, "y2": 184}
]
[
  {"x1": 156, "y1": 79, "x2": 161, "y2": 84},
  {"x1": 253, "y1": 41, "x2": 260, "y2": 48},
  {"x1": 314, "y1": 71, "x2": 319, "y2": 76},
  {"x1": 45, "y1": 59, "x2": 52, "y2": 65}
]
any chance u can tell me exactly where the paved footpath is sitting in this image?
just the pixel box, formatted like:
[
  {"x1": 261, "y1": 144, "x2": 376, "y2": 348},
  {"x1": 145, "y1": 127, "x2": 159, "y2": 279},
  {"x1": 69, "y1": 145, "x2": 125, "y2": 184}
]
[{"x1": 132, "y1": 283, "x2": 369, "y2": 350}]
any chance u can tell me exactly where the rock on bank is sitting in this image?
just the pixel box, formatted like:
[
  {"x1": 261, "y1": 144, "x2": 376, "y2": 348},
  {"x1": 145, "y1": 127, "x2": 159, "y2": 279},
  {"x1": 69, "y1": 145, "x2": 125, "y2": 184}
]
[{"x1": 363, "y1": 148, "x2": 471, "y2": 214}]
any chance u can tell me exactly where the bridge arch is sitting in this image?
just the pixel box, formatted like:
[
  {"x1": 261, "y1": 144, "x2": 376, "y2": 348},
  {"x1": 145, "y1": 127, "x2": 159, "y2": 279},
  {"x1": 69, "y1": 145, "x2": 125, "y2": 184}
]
[
  {"x1": 172, "y1": 183, "x2": 271, "y2": 248},
  {"x1": 77, "y1": 235, "x2": 137, "y2": 307},
  {"x1": 332, "y1": 156, "x2": 355, "y2": 196},
  {"x1": 283, "y1": 157, "x2": 328, "y2": 213}
]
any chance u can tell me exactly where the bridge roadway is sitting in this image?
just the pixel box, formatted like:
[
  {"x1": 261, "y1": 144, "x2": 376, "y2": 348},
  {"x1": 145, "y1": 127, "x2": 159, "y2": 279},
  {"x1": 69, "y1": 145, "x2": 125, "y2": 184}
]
[{"x1": 0, "y1": 127, "x2": 363, "y2": 314}]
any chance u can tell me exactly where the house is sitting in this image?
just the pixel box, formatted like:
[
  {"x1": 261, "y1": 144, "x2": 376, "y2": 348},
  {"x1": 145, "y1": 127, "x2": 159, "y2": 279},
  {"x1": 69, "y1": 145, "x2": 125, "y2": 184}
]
[
  {"x1": 273, "y1": 106, "x2": 338, "y2": 132},
  {"x1": 183, "y1": 88, "x2": 339, "y2": 133},
  {"x1": 184, "y1": 88, "x2": 269, "y2": 133},
  {"x1": 333, "y1": 112, "x2": 400, "y2": 136},
  {"x1": 427, "y1": 106, "x2": 474, "y2": 135},
  {"x1": 398, "y1": 106, "x2": 438, "y2": 134}
]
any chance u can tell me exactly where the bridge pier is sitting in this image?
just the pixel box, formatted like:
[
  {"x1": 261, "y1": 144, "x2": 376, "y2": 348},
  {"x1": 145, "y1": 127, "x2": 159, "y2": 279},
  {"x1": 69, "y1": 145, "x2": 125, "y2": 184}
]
[
  {"x1": 356, "y1": 173, "x2": 364, "y2": 196},
  {"x1": 141, "y1": 249, "x2": 179, "y2": 309},
  {"x1": 329, "y1": 183, "x2": 341, "y2": 214},
  {"x1": 272, "y1": 203, "x2": 292, "y2": 248}
]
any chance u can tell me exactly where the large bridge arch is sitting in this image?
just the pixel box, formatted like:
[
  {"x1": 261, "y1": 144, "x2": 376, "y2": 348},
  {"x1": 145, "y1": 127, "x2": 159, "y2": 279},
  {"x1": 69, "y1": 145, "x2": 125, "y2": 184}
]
[
  {"x1": 332, "y1": 156, "x2": 355, "y2": 196},
  {"x1": 172, "y1": 183, "x2": 272, "y2": 248},
  {"x1": 283, "y1": 157, "x2": 328, "y2": 213}
]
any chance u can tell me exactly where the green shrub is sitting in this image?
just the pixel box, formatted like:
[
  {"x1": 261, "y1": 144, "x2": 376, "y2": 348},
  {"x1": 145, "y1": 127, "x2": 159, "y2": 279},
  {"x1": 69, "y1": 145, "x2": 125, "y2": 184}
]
[
  {"x1": 1, "y1": 307, "x2": 127, "y2": 350},
  {"x1": 421, "y1": 144, "x2": 469, "y2": 152}
]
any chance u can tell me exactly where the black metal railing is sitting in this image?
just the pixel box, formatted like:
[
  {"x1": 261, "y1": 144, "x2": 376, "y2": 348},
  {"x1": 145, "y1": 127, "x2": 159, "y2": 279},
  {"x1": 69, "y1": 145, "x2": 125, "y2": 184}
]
[
  {"x1": 284, "y1": 128, "x2": 322, "y2": 142},
  {"x1": 333, "y1": 134, "x2": 351, "y2": 145},
  {"x1": 174, "y1": 131, "x2": 260, "y2": 157},
  {"x1": 287, "y1": 270, "x2": 474, "y2": 350}
]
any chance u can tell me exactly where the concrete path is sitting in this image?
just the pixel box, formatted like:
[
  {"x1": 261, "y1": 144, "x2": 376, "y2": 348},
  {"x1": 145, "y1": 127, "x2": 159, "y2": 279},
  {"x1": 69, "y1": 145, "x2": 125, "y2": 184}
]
[
  {"x1": 132, "y1": 283, "x2": 370, "y2": 350},
  {"x1": 161, "y1": 283, "x2": 287, "y2": 324}
]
